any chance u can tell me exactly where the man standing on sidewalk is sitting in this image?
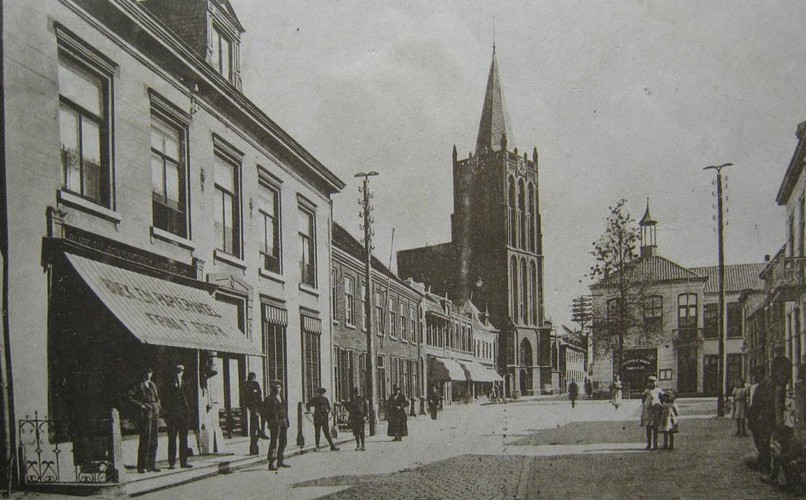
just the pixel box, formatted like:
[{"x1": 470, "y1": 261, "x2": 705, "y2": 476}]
[
  {"x1": 306, "y1": 387, "x2": 339, "y2": 451},
  {"x1": 568, "y1": 379, "x2": 579, "y2": 408},
  {"x1": 128, "y1": 367, "x2": 161, "y2": 473},
  {"x1": 263, "y1": 380, "x2": 290, "y2": 471},
  {"x1": 241, "y1": 372, "x2": 267, "y2": 455},
  {"x1": 163, "y1": 364, "x2": 194, "y2": 469}
]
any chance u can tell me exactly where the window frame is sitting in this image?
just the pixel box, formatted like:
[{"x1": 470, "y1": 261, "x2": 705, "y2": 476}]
[
  {"x1": 643, "y1": 295, "x2": 663, "y2": 333},
  {"x1": 344, "y1": 275, "x2": 356, "y2": 327},
  {"x1": 258, "y1": 173, "x2": 282, "y2": 273},
  {"x1": 150, "y1": 110, "x2": 188, "y2": 238},
  {"x1": 677, "y1": 293, "x2": 698, "y2": 331},
  {"x1": 297, "y1": 202, "x2": 317, "y2": 288},
  {"x1": 213, "y1": 143, "x2": 243, "y2": 258}
]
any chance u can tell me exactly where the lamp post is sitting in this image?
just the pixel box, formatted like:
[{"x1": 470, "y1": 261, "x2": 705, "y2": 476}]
[
  {"x1": 703, "y1": 162, "x2": 733, "y2": 417},
  {"x1": 356, "y1": 171, "x2": 379, "y2": 435}
]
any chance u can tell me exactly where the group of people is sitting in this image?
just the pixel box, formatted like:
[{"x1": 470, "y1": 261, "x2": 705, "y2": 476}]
[
  {"x1": 566, "y1": 377, "x2": 595, "y2": 408},
  {"x1": 639, "y1": 375, "x2": 680, "y2": 451}
]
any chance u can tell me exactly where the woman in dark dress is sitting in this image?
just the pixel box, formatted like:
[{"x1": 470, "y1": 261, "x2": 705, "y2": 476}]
[
  {"x1": 346, "y1": 387, "x2": 367, "y2": 451},
  {"x1": 386, "y1": 385, "x2": 408, "y2": 441}
]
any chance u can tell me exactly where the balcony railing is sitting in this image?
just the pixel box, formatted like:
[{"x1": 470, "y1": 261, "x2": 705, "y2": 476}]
[{"x1": 765, "y1": 256, "x2": 806, "y2": 302}]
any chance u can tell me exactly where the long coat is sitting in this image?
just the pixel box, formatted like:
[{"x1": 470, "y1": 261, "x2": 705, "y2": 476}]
[
  {"x1": 386, "y1": 392, "x2": 408, "y2": 437},
  {"x1": 162, "y1": 378, "x2": 193, "y2": 426},
  {"x1": 346, "y1": 397, "x2": 367, "y2": 435}
]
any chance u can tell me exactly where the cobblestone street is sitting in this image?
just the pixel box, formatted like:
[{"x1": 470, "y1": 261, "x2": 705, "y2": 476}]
[{"x1": 129, "y1": 397, "x2": 791, "y2": 499}]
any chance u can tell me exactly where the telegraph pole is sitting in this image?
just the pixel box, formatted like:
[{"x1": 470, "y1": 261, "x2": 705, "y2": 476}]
[
  {"x1": 704, "y1": 162, "x2": 732, "y2": 417},
  {"x1": 356, "y1": 171, "x2": 379, "y2": 435}
]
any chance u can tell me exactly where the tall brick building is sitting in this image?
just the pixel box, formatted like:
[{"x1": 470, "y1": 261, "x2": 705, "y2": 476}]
[{"x1": 398, "y1": 47, "x2": 550, "y2": 397}]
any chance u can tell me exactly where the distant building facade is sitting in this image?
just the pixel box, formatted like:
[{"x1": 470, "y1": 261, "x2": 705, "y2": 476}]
[{"x1": 398, "y1": 47, "x2": 550, "y2": 398}]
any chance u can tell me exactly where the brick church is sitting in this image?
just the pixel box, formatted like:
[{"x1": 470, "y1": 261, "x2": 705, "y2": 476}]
[{"x1": 397, "y1": 46, "x2": 552, "y2": 397}]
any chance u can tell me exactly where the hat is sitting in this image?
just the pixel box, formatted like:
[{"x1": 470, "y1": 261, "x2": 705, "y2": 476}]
[
  {"x1": 271, "y1": 379, "x2": 283, "y2": 386},
  {"x1": 647, "y1": 375, "x2": 658, "y2": 382},
  {"x1": 317, "y1": 387, "x2": 326, "y2": 394},
  {"x1": 175, "y1": 364, "x2": 185, "y2": 373},
  {"x1": 392, "y1": 385, "x2": 400, "y2": 391}
]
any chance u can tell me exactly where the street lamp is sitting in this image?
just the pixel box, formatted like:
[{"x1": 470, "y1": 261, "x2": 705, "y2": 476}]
[
  {"x1": 356, "y1": 171, "x2": 379, "y2": 435},
  {"x1": 703, "y1": 162, "x2": 733, "y2": 417}
]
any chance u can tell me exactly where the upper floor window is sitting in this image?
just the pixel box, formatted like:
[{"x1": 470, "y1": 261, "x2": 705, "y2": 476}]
[
  {"x1": 410, "y1": 306, "x2": 417, "y2": 343},
  {"x1": 375, "y1": 290, "x2": 384, "y2": 334},
  {"x1": 298, "y1": 204, "x2": 316, "y2": 287},
  {"x1": 258, "y1": 178, "x2": 281, "y2": 272},
  {"x1": 211, "y1": 26, "x2": 233, "y2": 82},
  {"x1": 703, "y1": 303, "x2": 719, "y2": 339},
  {"x1": 344, "y1": 275, "x2": 356, "y2": 326},
  {"x1": 399, "y1": 302, "x2": 407, "y2": 341},
  {"x1": 151, "y1": 114, "x2": 187, "y2": 237},
  {"x1": 388, "y1": 297, "x2": 397, "y2": 337},
  {"x1": 214, "y1": 152, "x2": 241, "y2": 257},
  {"x1": 58, "y1": 54, "x2": 111, "y2": 206},
  {"x1": 727, "y1": 302, "x2": 742, "y2": 338},
  {"x1": 800, "y1": 196, "x2": 805, "y2": 257},
  {"x1": 331, "y1": 269, "x2": 337, "y2": 320},
  {"x1": 677, "y1": 293, "x2": 698, "y2": 331},
  {"x1": 643, "y1": 295, "x2": 663, "y2": 332}
]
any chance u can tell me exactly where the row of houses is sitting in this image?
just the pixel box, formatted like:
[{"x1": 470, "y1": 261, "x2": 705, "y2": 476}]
[{"x1": 0, "y1": 0, "x2": 502, "y2": 489}]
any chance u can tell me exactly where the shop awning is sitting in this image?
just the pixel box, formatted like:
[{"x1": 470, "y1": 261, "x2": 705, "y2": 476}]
[
  {"x1": 458, "y1": 360, "x2": 503, "y2": 382},
  {"x1": 66, "y1": 254, "x2": 261, "y2": 356},
  {"x1": 429, "y1": 357, "x2": 467, "y2": 382}
]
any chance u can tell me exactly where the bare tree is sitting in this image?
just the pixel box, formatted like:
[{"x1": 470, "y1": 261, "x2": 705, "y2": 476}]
[{"x1": 589, "y1": 199, "x2": 659, "y2": 380}]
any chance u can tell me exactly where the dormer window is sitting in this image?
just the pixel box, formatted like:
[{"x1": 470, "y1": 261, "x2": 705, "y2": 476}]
[{"x1": 211, "y1": 25, "x2": 232, "y2": 82}]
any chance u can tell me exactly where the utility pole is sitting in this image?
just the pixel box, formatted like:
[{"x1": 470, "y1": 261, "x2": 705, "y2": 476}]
[
  {"x1": 356, "y1": 171, "x2": 379, "y2": 435},
  {"x1": 704, "y1": 162, "x2": 732, "y2": 418},
  {"x1": 571, "y1": 295, "x2": 593, "y2": 373}
]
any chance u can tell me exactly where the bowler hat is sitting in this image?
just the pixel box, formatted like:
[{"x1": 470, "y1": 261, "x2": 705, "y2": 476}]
[{"x1": 317, "y1": 387, "x2": 326, "y2": 394}]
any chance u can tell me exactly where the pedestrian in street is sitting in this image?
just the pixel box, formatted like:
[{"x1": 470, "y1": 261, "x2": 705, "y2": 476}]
[
  {"x1": 748, "y1": 359, "x2": 787, "y2": 474},
  {"x1": 127, "y1": 367, "x2": 162, "y2": 473},
  {"x1": 611, "y1": 374, "x2": 623, "y2": 410},
  {"x1": 568, "y1": 379, "x2": 579, "y2": 408},
  {"x1": 262, "y1": 380, "x2": 290, "y2": 471},
  {"x1": 640, "y1": 375, "x2": 662, "y2": 450},
  {"x1": 241, "y1": 372, "x2": 268, "y2": 455},
  {"x1": 731, "y1": 377, "x2": 749, "y2": 437},
  {"x1": 658, "y1": 391, "x2": 679, "y2": 450},
  {"x1": 346, "y1": 387, "x2": 367, "y2": 451},
  {"x1": 386, "y1": 385, "x2": 408, "y2": 441},
  {"x1": 758, "y1": 356, "x2": 793, "y2": 487},
  {"x1": 427, "y1": 384, "x2": 440, "y2": 420},
  {"x1": 746, "y1": 365, "x2": 766, "y2": 470},
  {"x1": 306, "y1": 387, "x2": 339, "y2": 451},
  {"x1": 163, "y1": 364, "x2": 194, "y2": 469},
  {"x1": 584, "y1": 377, "x2": 593, "y2": 399}
]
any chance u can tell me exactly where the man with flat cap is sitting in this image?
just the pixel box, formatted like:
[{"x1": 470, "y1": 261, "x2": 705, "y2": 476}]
[
  {"x1": 306, "y1": 387, "x2": 339, "y2": 451},
  {"x1": 262, "y1": 380, "x2": 290, "y2": 470},
  {"x1": 163, "y1": 364, "x2": 194, "y2": 469}
]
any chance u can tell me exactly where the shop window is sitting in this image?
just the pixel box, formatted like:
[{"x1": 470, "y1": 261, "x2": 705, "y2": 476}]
[
  {"x1": 258, "y1": 177, "x2": 281, "y2": 272},
  {"x1": 214, "y1": 151, "x2": 241, "y2": 257},
  {"x1": 58, "y1": 52, "x2": 112, "y2": 206},
  {"x1": 298, "y1": 204, "x2": 316, "y2": 287},
  {"x1": 303, "y1": 329, "x2": 321, "y2": 403},
  {"x1": 151, "y1": 113, "x2": 187, "y2": 237}
]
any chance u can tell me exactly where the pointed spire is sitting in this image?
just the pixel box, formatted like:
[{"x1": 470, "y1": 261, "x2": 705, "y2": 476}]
[
  {"x1": 475, "y1": 45, "x2": 511, "y2": 155},
  {"x1": 640, "y1": 198, "x2": 658, "y2": 257},
  {"x1": 640, "y1": 197, "x2": 656, "y2": 226}
]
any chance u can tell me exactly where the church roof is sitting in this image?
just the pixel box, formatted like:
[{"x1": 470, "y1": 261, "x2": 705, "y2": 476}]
[
  {"x1": 475, "y1": 46, "x2": 511, "y2": 155},
  {"x1": 591, "y1": 255, "x2": 705, "y2": 289},
  {"x1": 690, "y1": 263, "x2": 766, "y2": 294}
]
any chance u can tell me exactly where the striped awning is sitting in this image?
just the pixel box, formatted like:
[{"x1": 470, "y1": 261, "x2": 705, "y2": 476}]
[
  {"x1": 458, "y1": 360, "x2": 503, "y2": 383},
  {"x1": 65, "y1": 253, "x2": 261, "y2": 356},
  {"x1": 301, "y1": 311, "x2": 322, "y2": 334},
  {"x1": 429, "y1": 357, "x2": 467, "y2": 382},
  {"x1": 262, "y1": 301, "x2": 288, "y2": 326}
]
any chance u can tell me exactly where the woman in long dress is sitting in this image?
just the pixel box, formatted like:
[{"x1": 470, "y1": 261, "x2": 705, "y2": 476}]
[
  {"x1": 731, "y1": 378, "x2": 749, "y2": 437},
  {"x1": 386, "y1": 385, "x2": 408, "y2": 441},
  {"x1": 611, "y1": 374, "x2": 623, "y2": 409}
]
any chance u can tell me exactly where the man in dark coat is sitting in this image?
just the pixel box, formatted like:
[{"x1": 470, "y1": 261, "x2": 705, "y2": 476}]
[
  {"x1": 568, "y1": 380, "x2": 580, "y2": 408},
  {"x1": 750, "y1": 356, "x2": 789, "y2": 475},
  {"x1": 306, "y1": 387, "x2": 339, "y2": 451},
  {"x1": 127, "y1": 367, "x2": 161, "y2": 473},
  {"x1": 427, "y1": 384, "x2": 440, "y2": 420},
  {"x1": 241, "y1": 372, "x2": 267, "y2": 453},
  {"x1": 386, "y1": 385, "x2": 408, "y2": 441},
  {"x1": 262, "y1": 380, "x2": 290, "y2": 470},
  {"x1": 163, "y1": 364, "x2": 194, "y2": 469}
]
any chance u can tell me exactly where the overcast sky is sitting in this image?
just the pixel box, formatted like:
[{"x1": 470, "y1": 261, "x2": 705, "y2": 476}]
[{"x1": 231, "y1": 0, "x2": 806, "y2": 326}]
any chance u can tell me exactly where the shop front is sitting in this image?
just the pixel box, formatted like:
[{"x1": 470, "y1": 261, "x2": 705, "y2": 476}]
[
  {"x1": 621, "y1": 348, "x2": 658, "y2": 397},
  {"x1": 45, "y1": 244, "x2": 261, "y2": 476},
  {"x1": 429, "y1": 356, "x2": 468, "y2": 403},
  {"x1": 458, "y1": 360, "x2": 503, "y2": 400}
]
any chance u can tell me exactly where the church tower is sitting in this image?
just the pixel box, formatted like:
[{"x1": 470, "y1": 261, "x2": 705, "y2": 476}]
[{"x1": 450, "y1": 46, "x2": 548, "y2": 397}]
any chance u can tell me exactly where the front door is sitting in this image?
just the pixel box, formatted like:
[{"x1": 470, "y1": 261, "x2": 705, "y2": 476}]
[
  {"x1": 677, "y1": 346, "x2": 698, "y2": 394},
  {"x1": 703, "y1": 355, "x2": 718, "y2": 396}
]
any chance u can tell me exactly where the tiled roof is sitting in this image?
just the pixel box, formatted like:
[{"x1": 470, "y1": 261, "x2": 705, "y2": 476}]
[
  {"x1": 332, "y1": 222, "x2": 396, "y2": 281},
  {"x1": 591, "y1": 255, "x2": 704, "y2": 288},
  {"x1": 690, "y1": 263, "x2": 766, "y2": 294}
]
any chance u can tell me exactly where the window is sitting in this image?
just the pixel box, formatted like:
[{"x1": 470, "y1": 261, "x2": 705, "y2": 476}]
[
  {"x1": 410, "y1": 306, "x2": 417, "y2": 343},
  {"x1": 518, "y1": 181, "x2": 526, "y2": 250},
  {"x1": 508, "y1": 177, "x2": 516, "y2": 247},
  {"x1": 703, "y1": 303, "x2": 719, "y2": 339},
  {"x1": 211, "y1": 26, "x2": 233, "y2": 82},
  {"x1": 643, "y1": 296, "x2": 663, "y2": 332},
  {"x1": 520, "y1": 260, "x2": 528, "y2": 324},
  {"x1": 263, "y1": 315, "x2": 287, "y2": 402},
  {"x1": 331, "y1": 269, "x2": 337, "y2": 320},
  {"x1": 388, "y1": 298, "x2": 397, "y2": 337},
  {"x1": 400, "y1": 302, "x2": 407, "y2": 341},
  {"x1": 511, "y1": 257, "x2": 518, "y2": 321},
  {"x1": 58, "y1": 54, "x2": 111, "y2": 206},
  {"x1": 214, "y1": 152, "x2": 241, "y2": 257},
  {"x1": 727, "y1": 302, "x2": 742, "y2": 338},
  {"x1": 659, "y1": 369, "x2": 672, "y2": 381},
  {"x1": 800, "y1": 196, "x2": 805, "y2": 257},
  {"x1": 258, "y1": 179, "x2": 281, "y2": 272},
  {"x1": 677, "y1": 293, "x2": 698, "y2": 330},
  {"x1": 298, "y1": 205, "x2": 316, "y2": 287},
  {"x1": 345, "y1": 276, "x2": 356, "y2": 326},
  {"x1": 530, "y1": 261, "x2": 538, "y2": 325},
  {"x1": 375, "y1": 291, "x2": 385, "y2": 335},
  {"x1": 303, "y1": 329, "x2": 321, "y2": 403},
  {"x1": 360, "y1": 283, "x2": 367, "y2": 331},
  {"x1": 790, "y1": 214, "x2": 795, "y2": 257},
  {"x1": 151, "y1": 114, "x2": 187, "y2": 237}
]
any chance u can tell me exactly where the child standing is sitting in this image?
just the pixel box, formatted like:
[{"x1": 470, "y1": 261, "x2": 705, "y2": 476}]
[
  {"x1": 659, "y1": 391, "x2": 679, "y2": 450},
  {"x1": 640, "y1": 375, "x2": 663, "y2": 450}
]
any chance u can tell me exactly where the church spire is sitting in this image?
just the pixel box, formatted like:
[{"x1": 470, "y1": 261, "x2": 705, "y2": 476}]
[{"x1": 475, "y1": 45, "x2": 510, "y2": 155}]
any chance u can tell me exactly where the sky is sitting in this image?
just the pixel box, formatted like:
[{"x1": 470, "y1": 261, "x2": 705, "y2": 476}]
[{"x1": 230, "y1": 0, "x2": 806, "y2": 326}]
